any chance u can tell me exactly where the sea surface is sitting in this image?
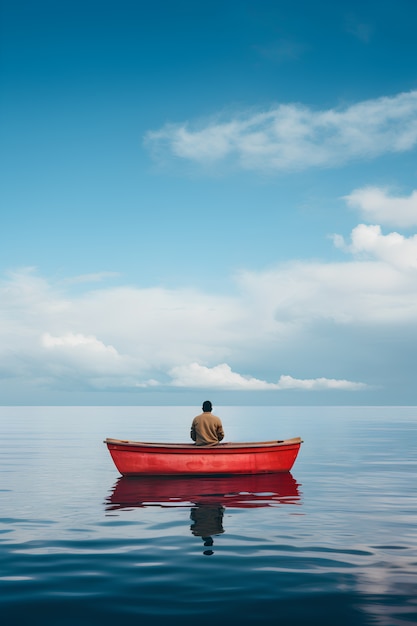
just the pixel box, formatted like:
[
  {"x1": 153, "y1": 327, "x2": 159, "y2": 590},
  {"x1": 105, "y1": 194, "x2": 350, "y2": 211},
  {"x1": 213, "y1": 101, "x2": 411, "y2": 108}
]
[{"x1": 1, "y1": 406, "x2": 416, "y2": 626}]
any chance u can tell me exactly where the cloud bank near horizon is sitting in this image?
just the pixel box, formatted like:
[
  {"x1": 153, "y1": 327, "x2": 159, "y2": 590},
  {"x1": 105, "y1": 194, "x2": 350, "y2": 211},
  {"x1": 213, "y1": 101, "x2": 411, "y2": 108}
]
[
  {"x1": 1, "y1": 213, "x2": 416, "y2": 396},
  {"x1": 145, "y1": 90, "x2": 417, "y2": 172},
  {"x1": 168, "y1": 363, "x2": 367, "y2": 391}
]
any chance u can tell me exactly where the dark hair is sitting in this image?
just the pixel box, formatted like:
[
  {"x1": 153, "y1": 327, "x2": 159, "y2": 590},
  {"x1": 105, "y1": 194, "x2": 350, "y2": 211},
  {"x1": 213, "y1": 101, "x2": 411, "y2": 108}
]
[{"x1": 202, "y1": 400, "x2": 212, "y2": 412}]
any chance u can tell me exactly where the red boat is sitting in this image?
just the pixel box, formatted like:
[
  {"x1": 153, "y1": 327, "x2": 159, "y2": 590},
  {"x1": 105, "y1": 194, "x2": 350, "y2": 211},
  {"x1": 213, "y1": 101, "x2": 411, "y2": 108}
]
[{"x1": 104, "y1": 437, "x2": 303, "y2": 476}]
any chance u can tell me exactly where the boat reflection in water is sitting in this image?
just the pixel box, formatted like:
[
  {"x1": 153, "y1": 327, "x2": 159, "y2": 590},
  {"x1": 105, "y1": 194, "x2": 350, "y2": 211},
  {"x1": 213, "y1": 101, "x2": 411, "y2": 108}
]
[{"x1": 106, "y1": 473, "x2": 301, "y2": 555}]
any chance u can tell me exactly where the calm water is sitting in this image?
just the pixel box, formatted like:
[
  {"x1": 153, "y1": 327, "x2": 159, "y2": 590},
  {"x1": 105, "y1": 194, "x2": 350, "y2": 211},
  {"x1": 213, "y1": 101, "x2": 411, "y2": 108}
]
[{"x1": 1, "y1": 406, "x2": 416, "y2": 626}]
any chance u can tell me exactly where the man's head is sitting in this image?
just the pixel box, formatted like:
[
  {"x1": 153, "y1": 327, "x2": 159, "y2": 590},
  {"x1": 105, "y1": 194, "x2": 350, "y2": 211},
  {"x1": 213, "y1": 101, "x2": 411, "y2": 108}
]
[{"x1": 202, "y1": 400, "x2": 212, "y2": 412}]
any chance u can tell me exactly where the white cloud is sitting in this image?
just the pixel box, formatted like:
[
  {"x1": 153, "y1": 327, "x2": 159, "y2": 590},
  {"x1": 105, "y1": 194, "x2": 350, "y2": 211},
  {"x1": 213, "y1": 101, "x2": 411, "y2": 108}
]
[
  {"x1": 237, "y1": 251, "x2": 417, "y2": 327},
  {"x1": 344, "y1": 187, "x2": 417, "y2": 227},
  {"x1": 275, "y1": 375, "x2": 367, "y2": 391},
  {"x1": 169, "y1": 363, "x2": 277, "y2": 389},
  {"x1": 168, "y1": 363, "x2": 367, "y2": 391},
  {"x1": 145, "y1": 90, "x2": 417, "y2": 172},
  {"x1": 42, "y1": 332, "x2": 118, "y2": 353},
  {"x1": 332, "y1": 224, "x2": 417, "y2": 270},
  {"x1": 39, "y1": 332, "x2": 142, "y2": 386}
]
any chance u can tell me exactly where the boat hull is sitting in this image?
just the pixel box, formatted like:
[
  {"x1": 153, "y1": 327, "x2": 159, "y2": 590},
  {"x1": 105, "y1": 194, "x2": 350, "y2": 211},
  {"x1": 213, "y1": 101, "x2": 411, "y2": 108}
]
[{"x1": 104, "y1": 437, "x2": 302, "y2": 476}]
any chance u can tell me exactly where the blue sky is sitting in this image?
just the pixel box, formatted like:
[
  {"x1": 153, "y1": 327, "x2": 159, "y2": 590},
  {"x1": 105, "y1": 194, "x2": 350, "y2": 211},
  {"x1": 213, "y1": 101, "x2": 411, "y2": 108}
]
[{"x1": 1, "y1": 0, "x2": 417, "y2": 405}]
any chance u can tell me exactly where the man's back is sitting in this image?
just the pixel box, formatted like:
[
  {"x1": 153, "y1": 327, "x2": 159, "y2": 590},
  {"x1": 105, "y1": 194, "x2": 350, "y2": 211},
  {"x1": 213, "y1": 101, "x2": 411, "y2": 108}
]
[{"x1": 191, "y1": 409, "x2": 224, "y2": 446}]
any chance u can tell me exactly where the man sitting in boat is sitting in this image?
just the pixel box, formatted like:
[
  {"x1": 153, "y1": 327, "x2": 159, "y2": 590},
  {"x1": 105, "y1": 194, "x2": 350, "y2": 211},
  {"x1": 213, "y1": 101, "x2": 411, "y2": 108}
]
[{"x1": 190, "y1": 401, "x2": 225, "y2": 446}]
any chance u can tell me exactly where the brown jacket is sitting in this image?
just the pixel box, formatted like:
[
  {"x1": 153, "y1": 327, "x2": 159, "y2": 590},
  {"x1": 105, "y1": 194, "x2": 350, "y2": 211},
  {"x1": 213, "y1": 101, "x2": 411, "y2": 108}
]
[{"x1": 190, "y1": 412, "x2": 224, "y2": 446}]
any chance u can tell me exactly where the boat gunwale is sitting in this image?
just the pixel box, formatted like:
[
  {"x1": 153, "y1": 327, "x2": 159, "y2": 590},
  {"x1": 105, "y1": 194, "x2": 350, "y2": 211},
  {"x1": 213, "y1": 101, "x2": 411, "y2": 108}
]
[{"x1": 104, "y1": 437, "x2": 302, "y2": 452}]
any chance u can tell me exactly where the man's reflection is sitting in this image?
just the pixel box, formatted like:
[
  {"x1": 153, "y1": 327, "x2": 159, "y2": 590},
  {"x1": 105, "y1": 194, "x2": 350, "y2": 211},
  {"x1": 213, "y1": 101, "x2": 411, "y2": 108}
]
[{"x1": 190, "y1": 504, "x2": 225, "y2": 555}]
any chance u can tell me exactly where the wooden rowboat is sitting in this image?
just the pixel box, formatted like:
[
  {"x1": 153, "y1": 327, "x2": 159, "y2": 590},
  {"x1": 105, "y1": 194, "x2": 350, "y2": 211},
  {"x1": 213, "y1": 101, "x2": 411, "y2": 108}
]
[{"x1": 104, "y1": 437, "x2": 303, "y2": 476}]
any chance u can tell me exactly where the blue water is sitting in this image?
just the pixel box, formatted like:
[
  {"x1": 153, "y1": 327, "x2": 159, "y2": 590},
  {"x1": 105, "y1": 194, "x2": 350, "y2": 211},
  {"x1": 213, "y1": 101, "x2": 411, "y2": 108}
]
[{"x1": 1, "y1": 406, "x2": 416, "y2": 626}]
